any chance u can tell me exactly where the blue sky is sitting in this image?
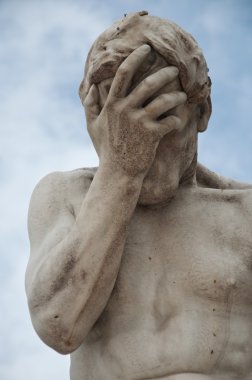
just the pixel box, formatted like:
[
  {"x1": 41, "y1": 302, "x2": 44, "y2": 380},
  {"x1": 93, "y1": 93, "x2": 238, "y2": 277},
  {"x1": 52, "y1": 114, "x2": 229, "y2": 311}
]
[{"x1": 0, "y1": 0, "x2": 251, "y2": 379}]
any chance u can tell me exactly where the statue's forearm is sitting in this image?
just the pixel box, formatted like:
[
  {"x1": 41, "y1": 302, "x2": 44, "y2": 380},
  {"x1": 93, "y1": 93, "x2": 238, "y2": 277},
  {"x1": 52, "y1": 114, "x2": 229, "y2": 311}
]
[{"x1": 27, "y1": 165, "x2": 143, "y2": 354}]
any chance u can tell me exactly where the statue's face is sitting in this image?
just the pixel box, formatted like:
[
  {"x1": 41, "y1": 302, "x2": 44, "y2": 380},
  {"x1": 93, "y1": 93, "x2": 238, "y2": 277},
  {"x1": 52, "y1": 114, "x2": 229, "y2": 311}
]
[
  {"x1": 137, "y1": 74, "x2": 199, "y2": 205},
  {"x1": 96, "y1": 65, "x2": 199, "y2": 205}
]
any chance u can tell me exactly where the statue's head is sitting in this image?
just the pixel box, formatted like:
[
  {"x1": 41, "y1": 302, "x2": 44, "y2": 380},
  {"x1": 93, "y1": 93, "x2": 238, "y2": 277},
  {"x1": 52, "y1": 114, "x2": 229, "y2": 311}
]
[
  {"x1": 80, "y1": 10, "x2": 211, "y2": 118},
  {"x1": 80, "y1": 11, "x2": 212, "y2": 204}
]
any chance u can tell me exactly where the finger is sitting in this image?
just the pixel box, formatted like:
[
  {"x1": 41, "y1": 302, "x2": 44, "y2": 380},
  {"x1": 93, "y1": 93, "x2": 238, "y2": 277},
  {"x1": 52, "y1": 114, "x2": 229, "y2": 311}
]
[
  {"x1": 108, "y1": 44, "x2": 151, "y2": 99},
  {"x1": 83, "y1": 84, "x2": 100, "y2": 126},
  {"x1": 153, "y1": 115, "x2": 183, "y2": 138},
  {"x1": 128, "y1": 66, "x2": 179, "y2": 106},
  {"x1": 144, "y1": 91, "x2": 187, "y2": 119},
  {"x1": 97, "y1": 78, "x2": 113, "y2": 108}
]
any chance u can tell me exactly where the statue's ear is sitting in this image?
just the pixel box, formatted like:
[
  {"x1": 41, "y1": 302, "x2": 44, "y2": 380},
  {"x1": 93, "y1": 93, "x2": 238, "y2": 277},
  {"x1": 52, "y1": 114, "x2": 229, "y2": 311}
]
[{"x1": 197, "y1": 96, "x2": 212, "y2": 132}]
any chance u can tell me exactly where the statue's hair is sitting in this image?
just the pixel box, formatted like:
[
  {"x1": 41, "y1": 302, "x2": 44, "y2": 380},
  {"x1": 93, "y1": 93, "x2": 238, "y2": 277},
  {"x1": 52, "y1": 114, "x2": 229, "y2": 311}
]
[{"x1": 79, "y1": 11, "x2": 211, "y2": 108}]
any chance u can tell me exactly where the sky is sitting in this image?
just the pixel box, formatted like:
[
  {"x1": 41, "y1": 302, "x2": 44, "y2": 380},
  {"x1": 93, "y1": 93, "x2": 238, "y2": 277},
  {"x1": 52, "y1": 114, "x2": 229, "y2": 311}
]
[{"x1": 0, "y1": 0, "x2": 251, "y2": 379}]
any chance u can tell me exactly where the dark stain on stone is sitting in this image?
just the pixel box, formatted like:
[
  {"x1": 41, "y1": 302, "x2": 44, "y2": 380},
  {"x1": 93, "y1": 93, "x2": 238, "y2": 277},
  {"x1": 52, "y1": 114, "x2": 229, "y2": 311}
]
[
  {"x1": 81, "y1": 270, "x2": 87, "y2": 281},
  {"x1": 63, "y1": 255, "x2": 76, "y2": 274},
  {"x1": 211, "y1": 350, "x2": 214, "y2": 354},
  {"x1": 51, "y1": 255, "x2": 76, "y2": 294},
  {"x1": 69, "y1": 204, "x2": 76, "y2": 218},
  {"x1": 148, "y1": 257, "x2": 152, "y2": 261},
  {"x1": 139, "y1": 10, "x2": 148, "y2": 16}
]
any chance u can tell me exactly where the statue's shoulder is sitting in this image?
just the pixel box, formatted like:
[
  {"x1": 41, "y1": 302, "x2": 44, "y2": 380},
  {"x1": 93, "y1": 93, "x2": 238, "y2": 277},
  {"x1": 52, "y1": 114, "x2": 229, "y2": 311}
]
[
  {"x1": 29, "y1": 167, "x2": 97, "y2": 210},
  {"x1": 196, "y1": 163, "x2": 252, "y2": 215},
  {"x1": 196, "y1": 163, "x2": 252, "y2": 191},
  {"x1": 62, "y1": 167, "x2": 97, "y2": 189}
]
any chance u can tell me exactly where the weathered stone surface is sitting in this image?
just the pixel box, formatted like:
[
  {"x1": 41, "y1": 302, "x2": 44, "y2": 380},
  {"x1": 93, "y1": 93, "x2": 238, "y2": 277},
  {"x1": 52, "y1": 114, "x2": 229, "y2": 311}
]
[{"x1": 26, "y1": 11, "x2": 252, "y2": 380}]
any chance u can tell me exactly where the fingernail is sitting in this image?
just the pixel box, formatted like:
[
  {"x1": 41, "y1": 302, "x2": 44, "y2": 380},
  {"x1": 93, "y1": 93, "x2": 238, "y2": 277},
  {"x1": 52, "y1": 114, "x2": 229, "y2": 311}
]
[
  {"x1": 163, "y1": 66, "x2": 179, "y2": 76},
  {"x1": 141, "y1": 44, "x2": 151, "y2": 51},
  {"x1": 171, "y1": 66, "x2": 179, "y2": 75}
]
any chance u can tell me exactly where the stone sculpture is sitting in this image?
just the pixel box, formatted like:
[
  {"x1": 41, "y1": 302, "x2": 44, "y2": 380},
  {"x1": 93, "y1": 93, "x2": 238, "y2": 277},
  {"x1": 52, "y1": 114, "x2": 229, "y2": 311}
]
[{"x1": 25, "y1": 11, "x2": 252, "y2": 380}]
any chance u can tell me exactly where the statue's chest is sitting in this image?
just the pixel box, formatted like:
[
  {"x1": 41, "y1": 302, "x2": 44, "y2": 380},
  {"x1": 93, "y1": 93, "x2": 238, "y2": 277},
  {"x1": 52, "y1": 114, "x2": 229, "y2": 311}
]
[{"x1": 114, "y1": 199, "x2": 252, "y2": 310}]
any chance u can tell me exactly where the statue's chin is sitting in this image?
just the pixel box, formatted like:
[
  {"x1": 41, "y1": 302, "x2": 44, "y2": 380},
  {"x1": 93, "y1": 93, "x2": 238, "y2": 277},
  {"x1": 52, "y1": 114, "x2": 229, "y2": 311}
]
[{"x1": 137, "y1": 177, "x2": 179, "y2": 207}]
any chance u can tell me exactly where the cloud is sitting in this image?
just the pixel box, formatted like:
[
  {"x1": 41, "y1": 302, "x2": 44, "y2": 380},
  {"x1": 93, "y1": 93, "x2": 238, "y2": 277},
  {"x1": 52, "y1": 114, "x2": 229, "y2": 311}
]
[{"x1": 0, "y1": 1, "x2": 106, "y2": 379}]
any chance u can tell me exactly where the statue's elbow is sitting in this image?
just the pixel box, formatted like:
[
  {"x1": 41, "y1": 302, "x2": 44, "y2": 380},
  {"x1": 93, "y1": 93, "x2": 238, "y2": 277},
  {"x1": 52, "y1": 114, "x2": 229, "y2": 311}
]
[{"x1": 29, "y1": 306, "x2": 82, "y2": 355}]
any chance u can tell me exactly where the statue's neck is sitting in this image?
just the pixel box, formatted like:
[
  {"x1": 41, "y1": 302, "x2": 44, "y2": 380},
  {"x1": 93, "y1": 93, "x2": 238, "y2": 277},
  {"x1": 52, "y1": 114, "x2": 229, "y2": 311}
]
[{"x1": 179, "y1": 153, "x2": 197, "y2": 187}]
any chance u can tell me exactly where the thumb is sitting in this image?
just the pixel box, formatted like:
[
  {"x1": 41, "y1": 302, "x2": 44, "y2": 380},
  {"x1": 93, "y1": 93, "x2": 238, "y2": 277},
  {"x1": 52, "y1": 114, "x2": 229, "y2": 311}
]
[{"x1": 157, "y1": 115, "x2": 182, "y2": 138}]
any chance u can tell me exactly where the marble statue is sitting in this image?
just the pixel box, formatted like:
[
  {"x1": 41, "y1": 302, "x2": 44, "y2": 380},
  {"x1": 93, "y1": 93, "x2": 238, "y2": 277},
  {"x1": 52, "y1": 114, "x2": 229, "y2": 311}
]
[{"x1": 25, "y1": 11, "x2": 252, "y2": 380}]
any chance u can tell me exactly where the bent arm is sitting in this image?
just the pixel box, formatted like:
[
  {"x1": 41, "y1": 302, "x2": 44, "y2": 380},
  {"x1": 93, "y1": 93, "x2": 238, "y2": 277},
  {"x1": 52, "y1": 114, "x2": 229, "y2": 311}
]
[
  {"x1": 26, "y1": 46, "x2": 188, "y2": 354},
  {"x1": 26, "y1": 167, "x2": 143, "y2": 354}
]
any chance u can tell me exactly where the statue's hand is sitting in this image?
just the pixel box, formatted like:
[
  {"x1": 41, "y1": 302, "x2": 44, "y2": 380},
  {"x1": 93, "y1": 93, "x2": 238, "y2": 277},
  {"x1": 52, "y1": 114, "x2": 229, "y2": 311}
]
[{"x1": 84, "y1": 45, "x2": 187, "y2": 178}]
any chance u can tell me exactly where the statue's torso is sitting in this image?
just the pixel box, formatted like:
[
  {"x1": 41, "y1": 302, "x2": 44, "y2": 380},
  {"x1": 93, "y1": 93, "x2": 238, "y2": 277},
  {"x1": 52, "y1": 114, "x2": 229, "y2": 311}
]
[{"x1": 68, "y1": 171, "x2": 252, "y2": 380}]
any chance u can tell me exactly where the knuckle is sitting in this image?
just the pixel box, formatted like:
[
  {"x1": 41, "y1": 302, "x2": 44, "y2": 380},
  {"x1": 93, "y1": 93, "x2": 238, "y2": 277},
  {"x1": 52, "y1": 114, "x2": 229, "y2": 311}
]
[
  {"x1": 158, "y1": 94, "x2": 168, "y2": 103},
  {"x1": 105, "y1": 97, "x2": 114, "y2": 108},
  {"x1": 143, "y1": 76, "x2": 155, "y2": 88},
  {"x1": 166, "y1": 92, "x2": 185, "y2": 106},
  {"x1": 129, "y1": 112, "x2": 139, "y2": 122},
  {"x1": 168, "y1": 115, "x2": 181, "y2": 128},
  {"x1": 83, "y1": 96, "x2": 90, "y2": 108},
  {"x1": 130, "y1": 109, "x2": 146, "y2": 123},
  {"x1": 106, "y1": 98, "x2": 125, "y2": 114}
]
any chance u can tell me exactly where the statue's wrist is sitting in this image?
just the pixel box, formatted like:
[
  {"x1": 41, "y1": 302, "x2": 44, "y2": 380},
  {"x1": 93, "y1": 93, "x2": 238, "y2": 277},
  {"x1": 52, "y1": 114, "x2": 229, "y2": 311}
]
[{"x1": 97, "y1": 161, "x2": 144, "y2": 191}]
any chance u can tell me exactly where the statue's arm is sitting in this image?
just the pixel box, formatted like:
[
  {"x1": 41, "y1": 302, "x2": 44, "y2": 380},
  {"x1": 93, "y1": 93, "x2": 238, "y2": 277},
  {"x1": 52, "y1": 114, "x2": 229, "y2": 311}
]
[
  {"x1": 25, "y1": 168, "x2": 142, "y2": 354},
  {"x1": 26, "y1": 45, "x2": 187, "y2": 354}
]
